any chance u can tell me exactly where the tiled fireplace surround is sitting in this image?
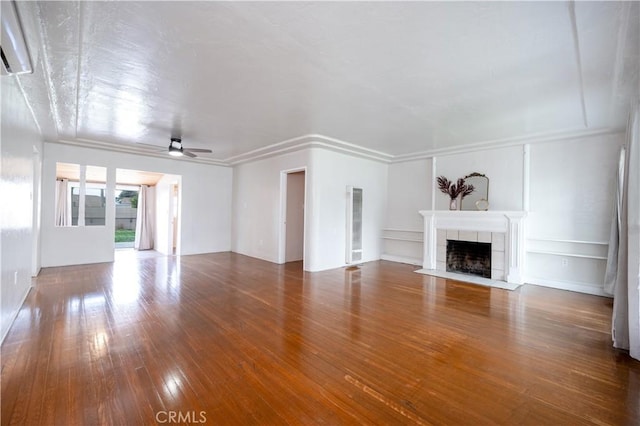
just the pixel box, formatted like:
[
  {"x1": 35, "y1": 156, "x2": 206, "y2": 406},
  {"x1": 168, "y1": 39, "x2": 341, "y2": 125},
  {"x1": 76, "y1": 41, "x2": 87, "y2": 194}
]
[
  {"x1": 418, "y1": 211, "x2": 527, "y2": 289},
  {"x1": 437, "y1": 229, "x2": 506, "y2": 280}
]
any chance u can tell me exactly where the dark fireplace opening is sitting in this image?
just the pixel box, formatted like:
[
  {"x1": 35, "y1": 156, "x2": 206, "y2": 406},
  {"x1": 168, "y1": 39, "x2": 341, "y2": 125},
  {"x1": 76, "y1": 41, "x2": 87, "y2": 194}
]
[{"x1": 446, "y1": 240, "x2": 491, "y2": 278}]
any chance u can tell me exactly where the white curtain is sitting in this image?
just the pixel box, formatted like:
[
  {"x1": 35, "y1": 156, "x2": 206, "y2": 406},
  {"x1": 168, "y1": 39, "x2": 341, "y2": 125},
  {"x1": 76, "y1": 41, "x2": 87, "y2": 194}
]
[
  {"x1": 604, "y1": 148, "x2": 625, "y2": 293},
  {"x1": 55, "y1": 179, "x2": 71, "y2": 226},
  {"x1": 604, "y1": 102, "x2": 640, "y2": 361},
  {"x1": 134, "y1": 185, "x2": 155, "y2": 250}
]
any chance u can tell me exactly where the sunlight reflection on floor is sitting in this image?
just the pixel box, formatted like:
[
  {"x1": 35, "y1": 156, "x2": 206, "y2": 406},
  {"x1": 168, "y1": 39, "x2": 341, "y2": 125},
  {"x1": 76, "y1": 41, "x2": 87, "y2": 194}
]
[{"x1": 114, "y1": 248, "x2": 166, "y2": 261}]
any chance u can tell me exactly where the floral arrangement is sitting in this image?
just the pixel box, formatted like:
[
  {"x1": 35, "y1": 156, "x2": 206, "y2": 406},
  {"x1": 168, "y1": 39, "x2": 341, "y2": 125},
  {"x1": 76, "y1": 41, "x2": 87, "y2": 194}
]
[{"x1": 436, "y1": 176, "x2": 474, "y2": 200}]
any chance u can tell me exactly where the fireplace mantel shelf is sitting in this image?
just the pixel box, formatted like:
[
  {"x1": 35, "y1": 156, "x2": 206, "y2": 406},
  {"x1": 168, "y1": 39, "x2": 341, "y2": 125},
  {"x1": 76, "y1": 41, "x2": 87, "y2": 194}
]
[
  {"x1": 417, "y1": 210, "x2": 527, "y2": 287},
  {"x1": 418, "y1": 210, "x2": 526, "y2": 233}
]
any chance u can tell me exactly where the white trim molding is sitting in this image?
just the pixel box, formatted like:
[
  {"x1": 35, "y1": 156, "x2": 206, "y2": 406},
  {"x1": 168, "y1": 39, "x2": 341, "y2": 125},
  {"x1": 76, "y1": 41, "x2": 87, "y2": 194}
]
[
  {"x1": 225, "y1": 134, "x2": 393, "y2": 165},
  {"x1": 381, "y1": 254, "x2": 422, "y2": 266},
  {"x1": 392, "y1": 128, "x2": 622, "y2": 163},
  {"x1": 49, "y1": 128, "x2": 622, "y2": 169},
  {"x1": 381, "y1": 228, "x2": 424, "y2": 243},
  {"x1": 525, "y1": 277, "x2": 610, "y2": 298},
  {"x1": 527, "y1": 238, "x2": 609, "y2": 259}
]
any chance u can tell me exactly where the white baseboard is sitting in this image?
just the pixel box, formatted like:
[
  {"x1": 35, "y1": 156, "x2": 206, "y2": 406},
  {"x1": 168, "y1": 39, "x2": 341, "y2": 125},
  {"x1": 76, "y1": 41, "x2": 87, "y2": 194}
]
[
  {"x1": 31, "y1": 266, "x2": 41, "y2": 277},
  {"x1": 525, "y1": 277, "x2": 610, "y2": 297},
  {"x1": 1, "y1": 284, "x2": 33, "y2": 345},
  {"x1": 380, "y1": 254, "x2": 423, "y2": 266}
]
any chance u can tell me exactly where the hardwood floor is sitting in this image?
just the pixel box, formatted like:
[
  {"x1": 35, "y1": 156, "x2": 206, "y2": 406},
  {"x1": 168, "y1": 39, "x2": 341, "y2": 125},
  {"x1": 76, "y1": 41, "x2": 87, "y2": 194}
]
[{"x1": 2, "y1": 253, "x2": 639, "y2": 425}]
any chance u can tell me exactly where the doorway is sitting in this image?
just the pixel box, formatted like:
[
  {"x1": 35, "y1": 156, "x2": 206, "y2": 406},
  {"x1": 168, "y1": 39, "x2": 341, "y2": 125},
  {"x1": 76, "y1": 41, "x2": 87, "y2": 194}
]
[
  {"x1": 170, "y1": 183, "x2": 180, "y2": 255},
  {"x1": 114, "y1": 168, "x2": 166, "y2": 256},
  {"x1": 279, "y1": 169, "x2": 306, "y2": 265},
  {"x1": 114, "y1": 185, "x2": 139, "y2": 249},
  {"x1": 155, "y1": 174, "x2": 181, "y2": 256}
]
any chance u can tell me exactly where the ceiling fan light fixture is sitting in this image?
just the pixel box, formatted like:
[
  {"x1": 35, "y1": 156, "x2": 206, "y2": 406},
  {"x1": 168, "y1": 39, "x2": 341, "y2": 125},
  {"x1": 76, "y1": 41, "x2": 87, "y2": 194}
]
[
  {"x1": 168, "y1": 138, "x2": 183, "y2": 156},
  {"x1": 165, "y1": 136, "x2": 210, "y2": 158}
]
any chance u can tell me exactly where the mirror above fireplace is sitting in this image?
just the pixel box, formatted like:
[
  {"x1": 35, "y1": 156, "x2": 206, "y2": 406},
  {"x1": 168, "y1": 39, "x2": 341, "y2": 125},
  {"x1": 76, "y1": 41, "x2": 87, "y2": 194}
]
[{"x1": 461, "y1": 173, "x2": 489, "y2": 211}]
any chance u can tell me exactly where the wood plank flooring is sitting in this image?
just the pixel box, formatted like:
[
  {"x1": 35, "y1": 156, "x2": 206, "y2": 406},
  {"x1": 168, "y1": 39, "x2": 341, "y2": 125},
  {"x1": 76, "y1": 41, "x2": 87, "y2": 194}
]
[{"x1": 2, "y1": 252, "x2": 639, "y2": 425}]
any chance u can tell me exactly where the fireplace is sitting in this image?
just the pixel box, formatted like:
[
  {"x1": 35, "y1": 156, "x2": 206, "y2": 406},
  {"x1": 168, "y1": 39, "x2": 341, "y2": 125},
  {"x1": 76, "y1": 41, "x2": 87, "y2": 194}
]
[
  {"x1": 446, "y1": 240, "x2": 491, "y2": 278},
  {"x1": 418, "y1": 210, "x2": 527, "y2": 287}
]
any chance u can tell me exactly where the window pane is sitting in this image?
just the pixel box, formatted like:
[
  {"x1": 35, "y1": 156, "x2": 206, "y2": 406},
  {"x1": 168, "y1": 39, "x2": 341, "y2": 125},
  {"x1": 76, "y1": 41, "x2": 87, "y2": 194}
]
[
  {"x1": 85, "y1": 185, "x2": 106, "y2": 226},
  {"x1": 71, "y1": 186, "x2": 80, "y2": 226},
  {"x1": 85, "y1": 166, "x2": 107, "y2": 226},
  {"x1": 352, "y1": 188, "x2": 363, "y2": 253}
]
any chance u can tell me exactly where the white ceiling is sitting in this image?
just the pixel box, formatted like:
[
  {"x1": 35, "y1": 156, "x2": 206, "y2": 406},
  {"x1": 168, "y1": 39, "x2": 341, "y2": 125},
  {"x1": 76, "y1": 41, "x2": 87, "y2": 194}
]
[{"x1": 14, "y1": 1, "x2": 640, "y2": 161}]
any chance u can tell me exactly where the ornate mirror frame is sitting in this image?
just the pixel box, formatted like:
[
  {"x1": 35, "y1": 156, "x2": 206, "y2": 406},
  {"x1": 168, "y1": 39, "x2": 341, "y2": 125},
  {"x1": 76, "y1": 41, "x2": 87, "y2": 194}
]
[{"x1": 461, "y1": 172, "x2": 489, "y2": 211}]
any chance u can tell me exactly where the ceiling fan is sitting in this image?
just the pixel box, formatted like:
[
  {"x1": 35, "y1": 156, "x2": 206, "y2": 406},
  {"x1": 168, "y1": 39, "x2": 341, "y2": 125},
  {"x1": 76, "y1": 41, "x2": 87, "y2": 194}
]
[{"x1": 167, "y1": 137, "x2": 212, "y2": 158}]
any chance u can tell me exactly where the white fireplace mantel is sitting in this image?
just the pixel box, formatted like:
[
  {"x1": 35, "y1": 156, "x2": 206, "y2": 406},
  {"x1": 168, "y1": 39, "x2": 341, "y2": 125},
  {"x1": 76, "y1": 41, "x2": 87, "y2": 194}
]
[{"x1": 418, "y1": 210, "x2": 527, "y2": 285}]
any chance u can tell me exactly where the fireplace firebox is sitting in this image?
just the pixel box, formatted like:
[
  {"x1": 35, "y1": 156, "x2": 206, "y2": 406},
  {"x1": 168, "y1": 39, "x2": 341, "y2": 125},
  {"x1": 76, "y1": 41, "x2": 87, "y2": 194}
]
[{"x1": 446, "y1": 240, "x2": 491, "y2": 278}]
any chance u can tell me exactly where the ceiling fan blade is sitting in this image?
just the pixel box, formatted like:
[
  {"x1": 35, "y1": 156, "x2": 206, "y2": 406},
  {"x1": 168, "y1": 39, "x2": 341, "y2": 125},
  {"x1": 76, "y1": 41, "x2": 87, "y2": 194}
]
[
  {"x1": 182, "y1": 150, "x2": 197, "y2": 158},
  {"x1": 184, "y1": 148, "x2": 212, "y2": 153}
]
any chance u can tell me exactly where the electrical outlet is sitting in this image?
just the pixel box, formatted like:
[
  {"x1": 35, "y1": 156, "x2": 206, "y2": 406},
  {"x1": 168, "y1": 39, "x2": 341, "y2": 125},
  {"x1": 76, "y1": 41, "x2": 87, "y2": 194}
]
[{"x1": 561, "y1": 259, "x2": 569, "y2": 267}]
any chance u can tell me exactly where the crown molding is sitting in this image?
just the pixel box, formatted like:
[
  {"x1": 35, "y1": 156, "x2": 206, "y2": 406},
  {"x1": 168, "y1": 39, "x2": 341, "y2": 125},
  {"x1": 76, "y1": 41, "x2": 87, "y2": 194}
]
[
  {"x1": 48, "y1": 126, "x2": 624, "y2": 169},
  {"x1": 224, "y1": 134, "x2": 393, "y2": 165},
  {"x1": 390, "y1": 127, "x2": 623, "y2": 163},
  {"x1": 49, "y1": 138, "x2": 230, "y2": 167}
]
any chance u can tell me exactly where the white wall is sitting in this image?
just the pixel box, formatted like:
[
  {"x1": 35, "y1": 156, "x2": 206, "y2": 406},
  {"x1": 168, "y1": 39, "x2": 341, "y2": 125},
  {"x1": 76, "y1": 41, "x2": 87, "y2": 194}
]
[
  {"x1": 41, "y1": 143, "x2": 232, "y2": 267},
  {"x1": 232, "y1": 149, "x2": 312, "y2": 265},
  {"x1": 382, "y1": 132, "x2": 624, "y2": 295},
  {"x1": 1, "y1": 75, "x2": 43, "y2": 341},
  {"x1": 526, "y1": 132, "x2": 623, "y2": 294},
  {"x1": 307, "y1": 149, "x2": 388, "y2": 271},
  {"x1": 434, "y1": 146, "x2": 524, "y2": 211},
  {"x1": 31, "y1": 146, "x2": 42, "y2": 276},
  {"x1": 232, "y1": 147, "x2": 387, "y2": 272},
  {"x1": 382, "y1": 159, "x2": 432, "y2": 265},
  {"x1": 381, "y1": 145, "x2": 523, "y2": 266}
]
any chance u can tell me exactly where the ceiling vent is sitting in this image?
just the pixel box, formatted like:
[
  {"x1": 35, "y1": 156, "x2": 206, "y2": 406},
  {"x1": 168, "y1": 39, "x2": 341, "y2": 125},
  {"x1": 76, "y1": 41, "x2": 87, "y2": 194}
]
[{"x1": 1, "y1": 0, "x2": 32, "y2": 75}]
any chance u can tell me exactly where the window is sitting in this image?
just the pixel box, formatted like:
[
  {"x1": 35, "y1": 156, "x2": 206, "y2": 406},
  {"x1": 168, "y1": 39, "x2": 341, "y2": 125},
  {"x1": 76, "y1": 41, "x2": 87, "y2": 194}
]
[
  {"x1": 55, "y1": 163, "x2": 107, "y2": 227},
  {"x1": 55, "y1": 163, "x2": 78, "y2": 227},
  {"x1": 71, "y1": 183, "x2": 80, "y2": 226},
  {"x1": 85, "y1": 166, "x2": 107, "y2": 226}
]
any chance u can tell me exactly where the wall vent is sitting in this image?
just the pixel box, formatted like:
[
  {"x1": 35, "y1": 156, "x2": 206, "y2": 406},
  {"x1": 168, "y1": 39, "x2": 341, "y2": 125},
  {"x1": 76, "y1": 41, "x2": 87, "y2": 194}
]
[{"x1": 346, "y1": 186, "x2": 363, "y2": 264}]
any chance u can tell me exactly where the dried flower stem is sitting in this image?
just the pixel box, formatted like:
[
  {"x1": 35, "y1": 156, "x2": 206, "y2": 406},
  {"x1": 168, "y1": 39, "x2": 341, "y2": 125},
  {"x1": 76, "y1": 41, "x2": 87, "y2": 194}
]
[{"x1": 437, "y1": 176, "x2": 475, "y2": 200}]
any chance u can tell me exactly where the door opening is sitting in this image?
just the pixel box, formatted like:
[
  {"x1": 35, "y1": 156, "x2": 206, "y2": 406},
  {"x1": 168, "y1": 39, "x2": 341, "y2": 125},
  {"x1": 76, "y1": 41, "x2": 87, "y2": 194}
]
[
  {"x1": 171, "y1": 183, "x2": 180, "y2": 255},
  {"x1": 280, "y1": 169, "x2": 306, "y2": 265},
  {"x1": 155, "y1": 174, "x2": 181, "y2": 256},
  {"x1": 114, "y1": 185, "x2": 139, "y2": 249},
  {"x1": 114, "y1": 168, "x2": 166, "y2": 257}
]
